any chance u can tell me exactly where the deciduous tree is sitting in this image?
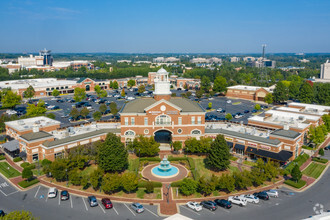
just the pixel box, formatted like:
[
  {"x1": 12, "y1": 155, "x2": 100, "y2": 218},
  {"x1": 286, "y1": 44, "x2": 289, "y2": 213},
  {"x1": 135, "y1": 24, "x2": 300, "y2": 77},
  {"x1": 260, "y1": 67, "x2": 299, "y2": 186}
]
[
  {"x1": 70, "y1": 108, "x2": 80, "y2": 120},
  {"x1": 121, "y1": 172, "x2": 138, "y2": 193},
  {"x1": 73, "y1": 87, "x2": 86, "y2": 102},
  {"x1": 52, "y1": 89, "x2": 60, "y2": 97},
  {"x1": 80, "y1": 107, "x2": 89, "y2": 119},
  {"x1": 23, "y1": 85, "x2": 35, "y2": 100},
  {"x1": 179, "y1": 178, "x2": 198, "y2": 196},
  {"x1": 93, "y1": 111, "x2": 102, "y2": 121},
  {"x1": 207, "y1": 135, "x2": 230, "y2": 171}
]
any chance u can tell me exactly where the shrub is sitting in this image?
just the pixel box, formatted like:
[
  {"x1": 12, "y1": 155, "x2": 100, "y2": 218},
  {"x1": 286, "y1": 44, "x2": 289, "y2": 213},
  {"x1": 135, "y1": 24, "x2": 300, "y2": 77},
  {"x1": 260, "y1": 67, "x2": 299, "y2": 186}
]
[
  {"x1": 319, "y1": 148, "x2": 325, "y2": 156},
  {"x1": 171, "y1": 180, "x2": 183, "y2": 187},
  {"x1": 139, "y1": 157, "x2": 161, "y2": 162},
  {"x1": 41, "y1": 159, "x2": 52, "y2": 167},
  {"x1": 138, "y1": 181, "x2": 162, "y2": 188},
  {"x1": 179, "y1": 178, "x2": 198, "y2": 196},
  {"x1": 18, "y1": 179, "x2": 39, "y2": 188},
  {"x1": 13, "y1": 157, "x2": 22, "y2": 162},
  {"x1": 284, "y1": 179, "x2": 306, "y2": 189},
  {"x1": 20, "y1": 162, "x2": 30, "y2": 168},
  {"x1": 0, "y1": 155, "x2": 5, "y2": 160},
  {"x1": 145, "y1": 181, "x2": 154, "y2": 193},
  {"x1": 312, "y1": 157, "x2": 328, "y2": 164}
]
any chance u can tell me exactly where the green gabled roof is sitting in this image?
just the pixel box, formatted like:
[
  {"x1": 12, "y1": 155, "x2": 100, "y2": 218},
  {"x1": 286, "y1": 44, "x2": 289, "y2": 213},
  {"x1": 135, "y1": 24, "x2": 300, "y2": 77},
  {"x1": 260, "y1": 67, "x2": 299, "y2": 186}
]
[
  {"x1": 120, "y1": 97, "x2": 204, "y2": 114},
  {"x1": 42, "y1": 128, "x2": 120, "y2": 148},
  {"x1": 20, "y1": 131, "x2": 53, "y2": 142},
  {"x1": 76, "y1": 77, "x2": 91, "y2": 83}
]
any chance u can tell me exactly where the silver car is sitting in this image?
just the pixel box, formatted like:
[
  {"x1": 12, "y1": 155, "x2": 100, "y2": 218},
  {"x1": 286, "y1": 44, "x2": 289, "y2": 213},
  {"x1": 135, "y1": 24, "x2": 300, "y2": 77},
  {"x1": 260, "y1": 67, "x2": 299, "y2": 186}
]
[
  {"x1": 266, "y1": 189, "x2": 279, "y2": 197},
  {"x1": 131, "y1": 203, "x2": 144, "y2": 213}
]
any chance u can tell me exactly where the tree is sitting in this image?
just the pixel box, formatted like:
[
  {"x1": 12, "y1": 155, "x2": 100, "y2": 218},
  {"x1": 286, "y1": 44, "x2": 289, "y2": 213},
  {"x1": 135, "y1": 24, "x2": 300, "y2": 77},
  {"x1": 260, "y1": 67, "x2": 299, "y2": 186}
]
[
  {"x1": 130, "y1": 136, "x2": 160, "y2": 157},
  {"x1": 172, "y1": 141, "x2": 182, "y2": 152},
  {"x1": 201, "y1": 76, "x2": 211, "y2": 93},
  {"x1": 23, "y1": 85, "x2": 35, "y2": 100},
  {"x1": 90, "y1": 168, "x2": 104, "y2": 190},
  {"x1": 198, "y1": 176, "x2": 215, "y2": 196},
  {"x1": 179, "y1": 178, "x2": 198, "y2": 196},
  {"x1": 225, "y1": 113, "x2": 232, "y2": 121},
  {"x1": 145, "y1": 181, "x2": 154, "y2": 193},
  {"x1": 22, "y1": 168, "x2": 33, "y2": 181},
  {"x1": 99, "y1": 104, "x2": 107, "y2": 114},
  {"x1": 207, "y1": 135, "x2": 230, "y2": 171},
  {"x1": 208, "y1": 102, "x2": 212, "y2": 109},
  {"x1": 98, "y1": 133, "x2": 128, "y2": 172},
  {"x1": 218, "y1": 174, "x2": 235, "y2": 192},
  {"x1": 264, "y1": 93, "x2": 273, "y2": 104},
  {"x1": 3, "y1": 210, "x2": 38, "y2": 220},
  {"x1": 319, "y1": 148, "x2": 325, "y2": 156},
  {"x1": 138, "y1": 84, "x2": 145, "y2": 93},
  {"x1": 93, "y1": 111, "x2": 102, "y2": 121},
  {"x1": 213, "y1": 76, "x2": 227, "y2": 93},
  {"x1": 196, "y1": 89, "x2": 204, "y2": 99},
  {"x1": 102, "y1": 173, "x2": 121, "y2": 194},
  {"x1": 109, "y1": 102, "x2": 118, "y2": 115},
  {"x1": 52, "y1": 89, "x2": 60, "y2": 97},
  {"x1": 299, "y1": 82, "x2": 314, "y2": 104},
  {"x1": 99, "y1": 90, "x2": 107, "y2": 98},
  {"x1": 112, "y1": 81, "x2": 119, "y2": 89},
  {"x1": 322, "y1": 114, "x2": 330, "y2": 131},
  {"x1": 254, "y1": 104, "x2": 261, "y2": 111},
  {"x1": 2, "y1": 90, "x2": 21, "y2": 108},
  {"x1": 94, "y1": 85, "x2": 102, "y2": 97},
  {"x1": 289, "y1": 81, "x2": 300, "y2": 99},
  {"x1": 121, "y1": 88, "x2": 126, "y2": 97},
  {"x1": 127, "y1": 79, "x2": 136, "y2": 88},
  {"x1": 121, "y1": 172, "x2": 138, "y2": 193},
  {"x1": 69, "y1": 169, "x2": 81, "y2": 186},
  {"x1": 50, "y1": 159, "x2": 68, "y2": 181},
  {"x1": 80, "y1": 175, "x2": 89, "y2": 189},
  {"x1": 73, "y1": 87, "x2": 86, "y2": 102},
  {"x1": 273, "y1": 81, "x2": 288, "y2": 103},
  {"x1": 26, "y1": 100, "x2": 47, "y2": 117},
  {"x1": 291, "y1": 164, "x2": 302, "y2": 183},
  {"x1": 70, "y1": 108, "x2": 80, "y2": 120},
  {"x1": 80, "y1": 107, "x2": 89, "y2": 119}
]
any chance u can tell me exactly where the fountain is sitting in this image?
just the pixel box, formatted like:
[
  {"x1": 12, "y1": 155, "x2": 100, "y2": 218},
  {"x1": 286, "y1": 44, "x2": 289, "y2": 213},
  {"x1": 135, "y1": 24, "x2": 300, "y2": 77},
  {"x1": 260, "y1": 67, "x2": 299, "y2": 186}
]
[{"x1": 151, "y1": 156, "x2": 179, "y2": 178}]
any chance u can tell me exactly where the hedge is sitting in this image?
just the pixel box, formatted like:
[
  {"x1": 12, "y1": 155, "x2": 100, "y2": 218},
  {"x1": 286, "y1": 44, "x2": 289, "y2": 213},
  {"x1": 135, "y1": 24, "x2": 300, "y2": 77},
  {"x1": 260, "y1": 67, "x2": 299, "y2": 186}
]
[
  {"x1": 138, "y1": 181, "x2": 162, "y2": 188},
  {"x1": 13, "y1": 157, "x2": 22, "y2": 162},
  {"x1": 20, "y1": 162, "x2": 36, "y2": 170},
  {"x1": 312, "y1": 157, "x2": 328, "y2": 164},
  {"x1": 18, "y1": 179, "x2": 39, "y2": 188},
  {"x1": 0, "y1": 155, "x2": 5, "y2": 161},
  {"x1": 139, "y1": 157, "x2": 161, "y2": 162},
  {"x1": 20, "y1": 162, "x2": 30, "y2": 168},
  {"x1": 170, "y1": 180, "x2": 183, "y2": 187},
  {"x1": 168, "y1": 156, "x2": 188, "y2": 161},
  {"x1": 284, "y1": 179, "x2": 306, "y2": 189}
]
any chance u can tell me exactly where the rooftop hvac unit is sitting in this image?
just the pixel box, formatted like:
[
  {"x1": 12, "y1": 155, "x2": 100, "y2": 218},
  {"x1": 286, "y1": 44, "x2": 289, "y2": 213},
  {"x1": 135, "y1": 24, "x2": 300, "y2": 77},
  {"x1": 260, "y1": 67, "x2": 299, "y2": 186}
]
[
  {"x1": 298, "y1": 116, "x2": 305, "y2": 120},
  {"x1": 18, "y1": 120, "x2": 25, "y2": 125}
]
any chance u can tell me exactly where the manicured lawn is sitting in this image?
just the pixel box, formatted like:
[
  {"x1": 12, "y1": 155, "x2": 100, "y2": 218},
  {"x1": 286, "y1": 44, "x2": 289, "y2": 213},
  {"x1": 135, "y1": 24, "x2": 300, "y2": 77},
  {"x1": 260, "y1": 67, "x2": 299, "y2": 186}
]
[
  {"x1": 155, "y1": 188, "x2": 162, "y2": 199},
  {"x1": 193, "y1": 158, "x2": 239, "y2": 178},
  {"x1": 312, "y1": 157, "x2": 328, "y2": 164},
  {"x1": 284, "y1": 179, "x2": 306, "y2": 189},
  {"x1": 230, "y1": 156, "x2": 238, "y2": 161},
  {"x1": 302, "y1": 162, "x2": 326, "y2": 179},
  {"x1": 0, "y1": 162, "x2": 21, "y2": 178},
  {"x1": 243, "y1": 160, "x2": 256, "y2": 166},
  {"x1": 18, "y1": 179, "x2": 39, "y2": 188},
  {"x1": 80, "y1": 165, "x2": 97, "y2": 176},
  {"x1": 136, "y1": 188, "x2": 146, "y2": 199},
  {"x1": 229, "y1": 165, "x2": 240, "y2": 173},
  {"x1": 285, "y1": 153, "x2": 310, "y2": 172},
  {"x1": 232, "y1": 102, "x2": 241, "y2": 105},
  {"x1": 128, "y1": 158, "x2": 140, "y2": 172}
]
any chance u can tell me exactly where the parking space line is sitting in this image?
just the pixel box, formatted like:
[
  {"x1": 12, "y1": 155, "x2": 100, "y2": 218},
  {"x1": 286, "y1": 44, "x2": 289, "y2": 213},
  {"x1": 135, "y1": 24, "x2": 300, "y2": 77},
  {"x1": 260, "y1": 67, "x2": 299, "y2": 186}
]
[
  {"x1": 34, "y1": 186, "x2": 40, "y2": 198},
  {"x1": 99, "y1": 203, "x2": 106, "y2": 213},
  {"x1": 0, "y1": 189, "x2": 6, "y2": 196},
  {"x1": 58, "y1": 194, "x2": 61, "y2": 205},
  {"x1": 113, "y1": 207, "x2": 119, "y2": 215},
  {"x1": 6, "y1": 190, "x2": 18, "y2": 196},
  {"x1": 124, "y1": 203, "x2": 136, "y2": 216},
  {"x1": 203, "y1": 208, "x2": 215, "y2": 214},
  {"x1": 145, "y1": 207, "x2": 159, "y2": 217},
  {"x1": 82, "y1": 198, "x2": 88, "y2": 211},
  {"x1": 181, "y1": 206, "x2": 201, "y2": 216},
  {"x1": 70, "y1": 196, "x2": 73, "y2": 208}
]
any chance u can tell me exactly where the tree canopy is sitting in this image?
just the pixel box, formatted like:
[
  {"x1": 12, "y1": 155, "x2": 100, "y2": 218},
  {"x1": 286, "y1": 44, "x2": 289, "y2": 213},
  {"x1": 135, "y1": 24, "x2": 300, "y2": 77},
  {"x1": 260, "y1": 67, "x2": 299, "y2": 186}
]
[{"x1": 207, "y1": 135, "x2": 230, "y2": 171}]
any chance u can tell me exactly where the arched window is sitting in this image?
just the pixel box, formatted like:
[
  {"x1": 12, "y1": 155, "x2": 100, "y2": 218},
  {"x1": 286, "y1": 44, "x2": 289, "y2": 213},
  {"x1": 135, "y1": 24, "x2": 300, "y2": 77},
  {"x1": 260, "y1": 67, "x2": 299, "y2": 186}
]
[
  {"x1": 124, "y1": 130, "x2": 135, "y2": 136},
  {"x1": 191, "y1": 129, "x2": 201, "y2": 135},
  {"x1": 155, "y1": 115, "x2": 171, "y2": 125}
]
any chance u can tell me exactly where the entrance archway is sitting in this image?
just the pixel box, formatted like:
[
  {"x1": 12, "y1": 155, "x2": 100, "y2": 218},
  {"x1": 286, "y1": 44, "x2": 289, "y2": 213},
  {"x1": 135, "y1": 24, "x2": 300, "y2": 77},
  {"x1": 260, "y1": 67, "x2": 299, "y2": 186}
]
[
  {"x1": 86, "y1": 85, "x2": 90, "y2": 91},
  {"x1": 154, "y1": 130, "x2": 172, "y2": 144}
]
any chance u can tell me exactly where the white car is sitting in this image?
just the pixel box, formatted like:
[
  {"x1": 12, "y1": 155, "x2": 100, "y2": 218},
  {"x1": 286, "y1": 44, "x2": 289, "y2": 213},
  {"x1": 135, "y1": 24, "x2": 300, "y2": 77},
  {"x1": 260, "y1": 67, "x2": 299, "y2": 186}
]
[
  {"x1": 228, "y1": 196, "x2": 247, "y2": 207},
  {"x1": 48, "y1": 187, "x2": 58, "y2": 198},
  {"x1": 208, "y1": 97, "x2": 214, "y2": 100},
  {"x1": 227, "y1": 100, "x2": 232, "y2": 104},
  {"x1": 266, "y1": 189, "x2": 279, "y2": 198},
  {"x1": 216, "y1": 108, "x2": 222, "y2": 112},
  {"x1": 47, "y1": 105, "x2": 55, "y2": 109},
  {"x1": 186, "y1": 202, "x2": 202, "y2": 212},
  {"x1": 6, "y1": 110, "x2": 17, "y2": 115},
  {"x1": 240, "y1": 194, "x2": 259, "y2": 204},
  {"x1": 126, "y1": 97, "x2": 135, "y2": 101}
]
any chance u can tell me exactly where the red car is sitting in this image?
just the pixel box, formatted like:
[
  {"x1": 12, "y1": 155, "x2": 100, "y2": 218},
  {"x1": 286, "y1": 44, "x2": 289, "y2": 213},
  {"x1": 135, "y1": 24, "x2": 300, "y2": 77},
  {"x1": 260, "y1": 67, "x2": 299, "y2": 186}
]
[{"x1": 101, "y1": 198, "x2": 113, "y2": 209}]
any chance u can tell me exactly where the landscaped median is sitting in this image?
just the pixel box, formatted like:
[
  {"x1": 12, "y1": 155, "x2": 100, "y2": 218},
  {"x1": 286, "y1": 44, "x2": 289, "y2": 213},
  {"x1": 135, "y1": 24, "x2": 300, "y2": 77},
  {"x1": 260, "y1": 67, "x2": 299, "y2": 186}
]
[
  {"x1": 0, "y1": 162, "x2": 21, "y2": 178},
  {"x1": 18, "y1": 179, "x2": 40, "y2": 188},
  {"x1": 302, "y1": 162, "x2": 327, "y2": 179},
  {"x1": 284, "y1": 179, "x2": 306, "y2": 189}
]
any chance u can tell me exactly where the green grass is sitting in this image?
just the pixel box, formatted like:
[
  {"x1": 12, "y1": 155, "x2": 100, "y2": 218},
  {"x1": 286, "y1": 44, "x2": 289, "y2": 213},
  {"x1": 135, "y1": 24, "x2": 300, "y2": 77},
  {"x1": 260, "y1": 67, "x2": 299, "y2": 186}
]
[
  {"x1": 230, "y1": 156, "x2": 238, "y2": 161},
  {"x1": 32, "y1": 169, "x2": 44, "y2": 176},
  {"x1": 232, "y1": 102, "x2": 241, "y2": 105},
  {"x1": 136, "y1": 188, "x2": 146, "y2": 199},
  {"x1": 213, "y1": 191, "x2": 220, "y2": 196},
  {"x1": 229, "y1": 165, "x2": 240, "y2": 173},
  {"x1": 0, "y1": 155, "x2": 5, "y2": 161},
  {"x1": 155, "y1": 188, "x2": 162, "y2": 199},
  {"x1": 285, "y1": 153, "x2": 310, "y2": 172},
  {"x1": 302, "y1": 145, "x2": 315, "y2": 150},
  {"x1": 302, "y1": 162, "x2": 326, "y2": 179},
  {"x1": 193, "y1": 192, "x2": 202, "y2": 198},
  {"x1": 0, "y1": 162, "x2": 21, "y2": 178},
  {"x1": 80, "y1": 165, "x2": 97, "y2": 176},
  {"x1": 284, "y1": 179, "x2": 306, "y2": 189},
  {"x1": 193, "y1": 158, "x2": 239, "y2": 178},
  {"x1": 18, "y1": 179, "x2": 39, "y2": 188},
  {"x1": 128, "y1": 158, "x2": 140, "y2": 173},
  {"x1": 47, "y1": 109, "x2": 62, "y2": 112},
  {"x1": 312, "y1": 157, "x2": 328, "y2": 164},
  {"x1": 243, "y1": 160, "x2": 256, "y2": 166}
]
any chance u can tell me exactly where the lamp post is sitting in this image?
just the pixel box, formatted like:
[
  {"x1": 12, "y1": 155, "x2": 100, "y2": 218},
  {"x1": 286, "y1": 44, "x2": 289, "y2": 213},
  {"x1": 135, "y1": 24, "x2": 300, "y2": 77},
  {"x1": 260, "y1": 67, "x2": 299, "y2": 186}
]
[
  {"x1": 166, "y1": 184, "x2": 171, "y2": 204},
  {"x1": 65, "y1": 168, "x2": 68, "y2": 186}
]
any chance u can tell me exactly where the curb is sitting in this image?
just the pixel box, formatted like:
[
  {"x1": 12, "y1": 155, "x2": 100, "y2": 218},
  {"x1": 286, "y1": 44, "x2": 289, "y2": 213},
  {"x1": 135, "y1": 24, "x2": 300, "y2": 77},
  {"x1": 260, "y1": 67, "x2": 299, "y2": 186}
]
[{"x1": 299, "y1": 164, "x2": 329, "y2": 192}]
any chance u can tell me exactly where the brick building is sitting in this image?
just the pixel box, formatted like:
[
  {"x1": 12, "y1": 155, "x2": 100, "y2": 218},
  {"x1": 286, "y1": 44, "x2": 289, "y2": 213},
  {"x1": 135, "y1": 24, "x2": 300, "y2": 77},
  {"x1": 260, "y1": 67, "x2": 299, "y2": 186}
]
[{"x1": 226, "y1": 85, "x2": 274, "y2": 101}]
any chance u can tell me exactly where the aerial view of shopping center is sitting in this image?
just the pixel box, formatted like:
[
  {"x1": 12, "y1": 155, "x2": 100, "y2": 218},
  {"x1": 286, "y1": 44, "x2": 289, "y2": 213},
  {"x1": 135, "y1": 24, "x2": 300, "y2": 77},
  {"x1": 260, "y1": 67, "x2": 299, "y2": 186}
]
[{"x1": 0, "y1": 1, "x2": 330, "y2": 220}]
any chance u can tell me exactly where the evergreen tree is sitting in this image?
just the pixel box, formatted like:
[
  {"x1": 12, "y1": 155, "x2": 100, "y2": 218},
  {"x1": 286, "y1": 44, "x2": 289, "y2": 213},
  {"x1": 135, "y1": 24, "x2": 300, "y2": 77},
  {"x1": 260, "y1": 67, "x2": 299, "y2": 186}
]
[
  {"x1": 90, "y1": 168, "x2": 104, "y2": 189},
  {"x1": 291, "y1": 164, "x2": 302, "y2": 183},
  {"x1": 102, "y1": 173, "x2": 121, "y2": 194},
  {"x1": 273, "y1": 81, "x2": 288, "y2": 103},
  {"x1": 98, "y1": 133, "x2": 128, "y2": 172},
  {"x1": 299, "y1": 82, "x2": 314, "y2": 104},
  {"x1": 121, "y1": 172, "x2": 138, "y2": 193},
  {"x1": 207, "y1": 135, "x2": 230, "y2": 171}
]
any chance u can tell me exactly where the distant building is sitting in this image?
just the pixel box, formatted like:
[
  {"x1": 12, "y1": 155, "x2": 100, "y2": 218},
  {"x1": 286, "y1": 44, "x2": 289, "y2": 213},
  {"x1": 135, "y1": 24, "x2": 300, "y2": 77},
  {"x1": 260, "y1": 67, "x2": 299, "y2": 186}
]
[
  {"x1": 190, "y1": 57, "x2": 221, "y2": 63},
  {"x1": 153, "y1": 57, "x2": 179, "y2": 63},
  {"x1": 320, "y1": 60, "x2": 330, "y2": 80},
  {"x1": 18, "y1": 54, "x2": 44, "y2": 67},
  {"x1": 117, "y1": 60, "x2": 131, "y2": 63},
  {"x1": 299, "y1": 59, "x2": 310, "y2": 63},
  {"x1": 39, "y1": 49, "x2": 53, "y2": 66},
  {"x1": 226, "y1": 85, "x2": 274, "y2": 101},
  {"x1": 230, "y1": 57, "x2": 240, "y2": 62},
  {"x1": 247, "y1": 59, "x2": 276, "y2": 68},
  {"x1": 243, "y1": 56, "x2": 256, "y2": 62}
]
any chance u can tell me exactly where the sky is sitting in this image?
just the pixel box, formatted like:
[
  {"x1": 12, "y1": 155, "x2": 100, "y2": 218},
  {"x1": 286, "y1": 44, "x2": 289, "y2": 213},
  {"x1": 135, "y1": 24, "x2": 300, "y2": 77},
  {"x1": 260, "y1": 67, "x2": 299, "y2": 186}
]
[{"x1": 0, "y1": 0, "x2": 330, "y2": 53}]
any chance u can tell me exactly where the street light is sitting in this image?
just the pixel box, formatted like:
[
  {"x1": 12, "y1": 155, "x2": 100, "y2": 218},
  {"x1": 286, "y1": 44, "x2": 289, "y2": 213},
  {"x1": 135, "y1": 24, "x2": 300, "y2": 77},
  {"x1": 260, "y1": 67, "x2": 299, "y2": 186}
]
[{"x1": 65, "y1": 168, "x2": 68, "y2": 186}]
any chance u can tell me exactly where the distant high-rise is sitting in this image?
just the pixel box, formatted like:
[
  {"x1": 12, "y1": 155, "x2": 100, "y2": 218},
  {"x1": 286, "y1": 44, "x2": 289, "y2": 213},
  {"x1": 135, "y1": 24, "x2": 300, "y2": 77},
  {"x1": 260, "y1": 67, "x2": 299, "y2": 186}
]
[
  {"x1": 39, "y1": 48, "x2": 53, "y2": 66},
  {"x1": 320, "y1": 60, "x2": 330, "y2": 80}
]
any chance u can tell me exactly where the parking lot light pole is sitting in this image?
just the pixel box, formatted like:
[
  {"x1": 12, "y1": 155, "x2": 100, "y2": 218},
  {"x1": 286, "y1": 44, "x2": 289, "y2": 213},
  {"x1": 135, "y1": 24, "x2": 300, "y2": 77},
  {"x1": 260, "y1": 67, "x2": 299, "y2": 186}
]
[{"x1": 66, "y1": 168, "x2": 68, "y2": 186}]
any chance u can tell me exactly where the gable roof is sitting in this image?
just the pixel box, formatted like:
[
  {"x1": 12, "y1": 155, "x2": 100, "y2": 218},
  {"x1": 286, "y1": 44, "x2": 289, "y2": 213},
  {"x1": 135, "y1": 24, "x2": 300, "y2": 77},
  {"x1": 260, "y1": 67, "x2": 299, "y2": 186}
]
[
  {"x1": 76, "y1": 77, "x2": 93, "y2": 83},
  {"x1": 144, "y1": 99, "x2": 182, "y2": 112},
  {"x1": 120, "y1": 97, "x2": 204, "y2": 114},
  {"x1": 20, "y1": 131, "x2": 53, "y2": 142}
]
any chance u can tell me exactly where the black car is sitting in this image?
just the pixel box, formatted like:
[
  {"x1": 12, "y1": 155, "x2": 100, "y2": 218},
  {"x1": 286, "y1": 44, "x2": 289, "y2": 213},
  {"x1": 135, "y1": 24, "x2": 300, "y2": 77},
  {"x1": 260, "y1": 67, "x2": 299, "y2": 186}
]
[
  {"x1": 50, "y1": 106, "x2": 60, "y2": 110},
  {"x1": 0, "y1": 210, "x2": 5, "y2": 217},
  {"x1": 324, "y1": 145, "x2": 330, "y2": 150},
  {"x1": 244, "y1": 110, "x2": 250, "y2": 113},
  {"x1": 253, "y1": 191, "x2": 269, "y2": 200},
  {"x1": 200, "y1": 200, "x2": 217, "y2": 211},
  {"x1": 57, "y1": 99, "x2": 64, "y2": 103},
  {"x1": 99, "y1": 99, "x2": 106, "y2": 104},
  {"x1": 214, "y1": 199, "x2": 232, "y2": 209},
  {"x1": 84, "y1": 103, "x2": 92, "y2": 107},
  {"x1": 104, "y1": 109, "x2": 111, "y2": 114},
  {"x1": 252, "y1": 109, "x2": 258, "y2": 113},
  {"x1": 68, "y1": 99, "x2": 75, "y2": 103},
  {"x1": 60, "y1": 190, "x2": 70, "y2": 201}
]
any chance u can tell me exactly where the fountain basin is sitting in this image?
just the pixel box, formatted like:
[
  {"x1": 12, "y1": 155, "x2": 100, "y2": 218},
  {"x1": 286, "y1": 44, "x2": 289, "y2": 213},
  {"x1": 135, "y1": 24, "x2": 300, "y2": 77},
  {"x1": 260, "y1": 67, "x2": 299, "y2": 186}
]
[{"x1": 151, "y1": 165, "x2": 179, "y2": 178}]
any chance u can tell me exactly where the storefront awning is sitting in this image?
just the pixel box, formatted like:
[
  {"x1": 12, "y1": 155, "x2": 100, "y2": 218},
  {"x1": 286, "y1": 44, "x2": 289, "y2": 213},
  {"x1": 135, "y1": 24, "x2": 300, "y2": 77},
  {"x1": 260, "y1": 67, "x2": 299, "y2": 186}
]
[
  {"x1": 246, "y1": 147, "x2": 292, "y2": 162},
  {"x1": 234, "y1": 144, "x2": 245, "y2": 150},
  {"x1": 0, "y1": 140, "x2": 19, "y2": 152},
  {"x1": 226, "y1": 141, "x2": 233, "y2": 148}
]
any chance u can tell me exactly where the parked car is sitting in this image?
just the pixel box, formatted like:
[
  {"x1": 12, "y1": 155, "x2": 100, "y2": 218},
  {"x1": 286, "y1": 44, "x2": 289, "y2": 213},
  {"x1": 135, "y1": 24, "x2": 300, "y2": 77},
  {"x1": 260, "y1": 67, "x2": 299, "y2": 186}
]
[
  {"x1": 104, "y1": 109, "x2": 111, "y2": 115},
  {"x1": 244, "y1": 110, "x2": 250, "y2": 113},
  {"x1": 57, "y1": 99, "x2": 64, "y2": 103},
  {"x1": 186, "y1": 201, "x2": 202, "y2": 212},
  {"x1": 214, "y1": 199, "x2": 232, "y2": 209},
  {"x1": 88, "y1": 196, "x2": 98, "y2": 207},
  {"x1": 253, "y1": 191, "x2": 269, "y2": 200},
  {"x1": 50, "y1": 106, "x2": 60, "y2": 110},
  {"x1": 0, "y1": 210, "x2": 6, "y2": 217},
  {"x1": 227, "y1": 100, "x2": 232, "y2": 104},
  {"x1": 228, "y1": 196, "x2": 247, "y2": 207},
  {"x1": 220, "y1": 109, "x2": 226, "y2": 113},
  {"x1": 216, "y1": 108, "x2": 222, "y2": 112},
  {"x1": 48, "y1": 187, "x2": 58, "y2": 198},
  {"x1": 239, "y1": 194, "x2": 259, "y2": 204},
  {"x1": 252, "y1": 109, "x2": 258, "y2": 113},
  {"x1": 131, "y1": 203, "x2": 144, "y2": 213},
  {"x1": 60, "y1": 190, "x2": 70, "y2": 201},
  {"x1": 324, "y1": 145, "x2": 330, "y2": 150},
  {"x1": 126, "y1": 97, "x2": 135, "y2": 101},
  {"x1": 101, "y1": 198, "x2": 113, "y2": 209},
  {"x1": 266, "y1": 189, "x2": 279, "y2": 198},
  {"x1": 200, "y1": 200, "x2": 217, "y2": 211}
]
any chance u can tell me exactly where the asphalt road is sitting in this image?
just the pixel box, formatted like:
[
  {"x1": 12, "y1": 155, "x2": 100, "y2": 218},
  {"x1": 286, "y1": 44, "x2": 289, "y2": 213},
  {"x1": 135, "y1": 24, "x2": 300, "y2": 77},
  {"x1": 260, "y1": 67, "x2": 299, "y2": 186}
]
[{"x1": 1, "y1": 164, "x2": 330, "y2": 220}]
